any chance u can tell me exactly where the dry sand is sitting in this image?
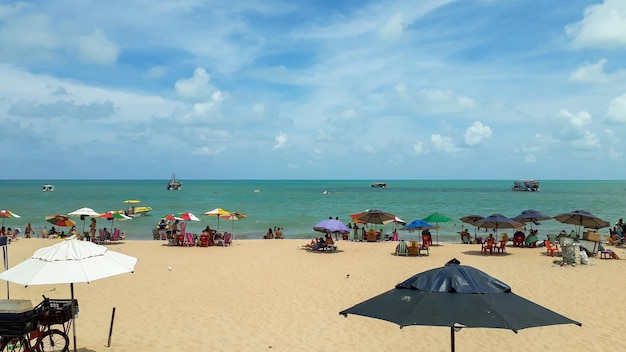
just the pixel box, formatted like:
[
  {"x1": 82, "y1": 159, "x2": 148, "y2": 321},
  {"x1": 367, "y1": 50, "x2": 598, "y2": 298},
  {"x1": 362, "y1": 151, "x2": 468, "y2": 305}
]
[{"x1": 2, "y1": 238, "x2": 625, "y2": 352}]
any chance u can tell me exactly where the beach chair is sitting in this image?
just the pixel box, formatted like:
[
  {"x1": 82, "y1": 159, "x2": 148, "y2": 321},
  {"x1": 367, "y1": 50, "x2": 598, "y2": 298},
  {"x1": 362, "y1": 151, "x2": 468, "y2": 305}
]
[
  {"x1": 544, "y1": 240, "x2": 560, "y2": 257},
  {"x1": 395, "y1": 241, "x2": 408, "y2": 256},
  {"x1": 184, "y1": 233, "x2": 195, "y2": 247},
  {"x1": 408, "y1": 241, "x2": 420, "y2": 256},
  {"x1": 418, "y1": 243, "x2": 430, "y2": 256},
  {"x1": 96, "y1": 229, "x2": 105, "y2": 244},
  {"x1": 8, "y1": 228, "x2": 20, "y2": 243},
  {"x1": 199, "y1": 234, "x2": 210, "y2": 247},
  {"x1": 110, "y1": 229, "x2": 121, "y2": 243},
  {"x1": 222, "y1": 232, "x2": 232, "y2": 247}
]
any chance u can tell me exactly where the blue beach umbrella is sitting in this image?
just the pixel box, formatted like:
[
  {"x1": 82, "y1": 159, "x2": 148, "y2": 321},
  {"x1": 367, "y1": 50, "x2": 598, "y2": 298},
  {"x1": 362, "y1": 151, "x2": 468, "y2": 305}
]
[{"x1": 401, "y1": 219, "x2": 434, "y2": 232}]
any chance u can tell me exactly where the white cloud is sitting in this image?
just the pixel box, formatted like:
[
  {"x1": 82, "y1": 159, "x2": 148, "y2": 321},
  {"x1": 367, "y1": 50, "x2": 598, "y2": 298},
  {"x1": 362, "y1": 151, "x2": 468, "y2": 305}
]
[
  {"x1": 605, "y1": 93, "x2": 626, "y2": 123},
  {"x1": 464, "y1": 121, "x2": 492, "y2": 146},
  {"x1": 175, "y1": 68, "x2": 222, "y2": 103},
  {"x1": 413, "y1": 140, "x2": 424, "y2": 154},
  {"x1": 74, "y1": 29, "x2": 119, "y2": 65},
  {"x1": 145, "y1": 66, "x2": 167, "y2": 79},
  {"x1": 420, "y1": 88, "x2": 454, "y2": 102},
  {"x1": 193, "y1": 145, "x2": 225, "y2": 156},
  {"x1": 571, "y1": 131, "x2": 600, "y2": 149},
  {"x1": 457, "y1": 96, "x2": 476, "y2": 108},
  {"x1": 431, "y1": 134, "x2": 460, "y2": 154},
  {"x1": 565, "y1": 0, "x2": 626, "y2": 49},
  {"x1": 377, "y1": 13, "x2": 409, "y2": 40},
  {"x1": 558, "y1": 109, "x2": 592, "y2": 128},
  {"x1": 568, "y1": 59, "x2": 609, "y2": 83},
  {"x1": 273, "y1": 132, "x2": 287, "y2": 149}
]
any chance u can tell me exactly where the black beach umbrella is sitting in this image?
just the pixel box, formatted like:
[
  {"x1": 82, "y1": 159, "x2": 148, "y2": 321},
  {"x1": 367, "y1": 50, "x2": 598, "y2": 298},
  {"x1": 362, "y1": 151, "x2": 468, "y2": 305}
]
[
  {"x1": 511, "y1": 209, "x2": 552, "y2": 230},
  {"x1": 459, "y1": 215, "x2": 484, "y2": 238},
  {"x1": 339, "y1": 259, "x2": 581, "y2": 352},
  {"x1": 473, "y1": 213, "x2": 522, "y2": 238},
  {"x1": 553, "y1": 210, "x2": 610, "y2": 236}
]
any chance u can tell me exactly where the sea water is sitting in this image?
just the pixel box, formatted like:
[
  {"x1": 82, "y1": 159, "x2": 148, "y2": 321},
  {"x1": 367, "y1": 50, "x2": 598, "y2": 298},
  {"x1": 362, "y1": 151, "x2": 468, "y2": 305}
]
[{"x1": 0, "y1": 180, "x2": 624, "y2": 241}]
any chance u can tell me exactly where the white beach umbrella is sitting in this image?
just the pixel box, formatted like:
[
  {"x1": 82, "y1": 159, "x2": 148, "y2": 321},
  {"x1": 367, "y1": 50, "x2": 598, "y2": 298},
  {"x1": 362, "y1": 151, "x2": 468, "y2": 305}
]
[
  {"x1": 68, "y1": 207, "x2": 100, "y2": 233},
  {"x1": 0, "y1": 238, "x2": 137, "y2": 352}
]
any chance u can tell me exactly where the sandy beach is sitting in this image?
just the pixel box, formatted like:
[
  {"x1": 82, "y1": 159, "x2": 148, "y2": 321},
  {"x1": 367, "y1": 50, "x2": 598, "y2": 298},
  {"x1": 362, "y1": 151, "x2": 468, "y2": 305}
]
[{"x1": 1, "y1": 237, "x2": 625, "y2": 352}]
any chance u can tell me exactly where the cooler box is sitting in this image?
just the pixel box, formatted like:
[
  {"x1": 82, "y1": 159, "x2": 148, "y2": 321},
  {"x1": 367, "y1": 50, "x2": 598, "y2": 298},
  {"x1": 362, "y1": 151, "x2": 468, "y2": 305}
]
[
  {"x1": 0, "y1": 299, "x2": 37, "y2": 336},
  {"x1": 583, "y1": 231, "x2": 600, "y2": 242}
]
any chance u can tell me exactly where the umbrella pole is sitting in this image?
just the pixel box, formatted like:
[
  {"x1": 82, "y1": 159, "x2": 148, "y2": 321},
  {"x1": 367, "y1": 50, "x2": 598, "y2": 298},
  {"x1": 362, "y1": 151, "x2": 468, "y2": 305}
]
[
  {"x1": 450, "y1": 326, "x2": 455, "y2": 352},
  {"x1": 71, "y1": 283, "x2": 77, "y2": 352}
]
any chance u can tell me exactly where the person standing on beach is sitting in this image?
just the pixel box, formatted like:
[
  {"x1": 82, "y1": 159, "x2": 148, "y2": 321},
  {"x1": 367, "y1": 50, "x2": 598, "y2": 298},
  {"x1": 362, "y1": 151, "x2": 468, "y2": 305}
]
[
  {"x1": 25, "y1": 223, "x2": 33, "y2": 238},
  {"x1": 89, "y1": 218, "x2": 97, "y2": 239}
]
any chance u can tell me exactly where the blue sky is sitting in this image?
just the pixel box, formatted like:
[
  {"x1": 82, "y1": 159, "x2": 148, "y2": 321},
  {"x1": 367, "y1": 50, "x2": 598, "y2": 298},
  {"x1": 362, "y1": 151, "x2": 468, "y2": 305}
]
[{"x1": 1, "y1": 0, "x2": 625, "y2": 180}]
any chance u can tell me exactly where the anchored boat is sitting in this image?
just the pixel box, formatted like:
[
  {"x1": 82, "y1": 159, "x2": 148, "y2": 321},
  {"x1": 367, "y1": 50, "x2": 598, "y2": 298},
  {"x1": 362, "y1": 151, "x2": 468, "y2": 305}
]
[
  {"x1": 512, "y1": 180, "x2": 540, "y2": 192},
  {"x1": 167, "y1": 173, "x2": 182, "y2": 190}
]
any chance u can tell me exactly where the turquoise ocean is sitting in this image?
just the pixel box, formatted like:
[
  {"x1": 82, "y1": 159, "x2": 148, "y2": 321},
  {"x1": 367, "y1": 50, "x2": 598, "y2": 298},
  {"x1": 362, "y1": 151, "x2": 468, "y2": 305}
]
[{"x1": 1, "y1": 180, "x2": 624, "y2": 242}]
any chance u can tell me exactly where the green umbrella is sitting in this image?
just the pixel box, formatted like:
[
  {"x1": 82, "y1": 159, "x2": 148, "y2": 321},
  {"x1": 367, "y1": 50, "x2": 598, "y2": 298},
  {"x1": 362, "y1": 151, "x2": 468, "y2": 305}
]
[{"x1": 422, "y1": 213, "x2": 452, "y2": 245}]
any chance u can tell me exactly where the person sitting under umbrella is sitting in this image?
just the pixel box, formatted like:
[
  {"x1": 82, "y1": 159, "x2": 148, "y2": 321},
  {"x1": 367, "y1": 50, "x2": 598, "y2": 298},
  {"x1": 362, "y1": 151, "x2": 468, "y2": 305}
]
[{"x1": 49, "y1": 226, "x2": 58, "y2": 236}]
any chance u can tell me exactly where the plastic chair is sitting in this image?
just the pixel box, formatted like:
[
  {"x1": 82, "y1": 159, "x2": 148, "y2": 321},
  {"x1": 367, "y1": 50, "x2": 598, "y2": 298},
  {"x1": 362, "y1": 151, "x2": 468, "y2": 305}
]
[
  {"x1": 482, "y1": 241, "x2": 495, "y2": 255},
  {"x1": 395, "y1": 241, "x2": 408, "y2": 256},
  {"x1": 544, "y1": 240, "x2": 560, "y2": 257},
  {"x1": 495, "y1": 240, "x2": 507, "y2": 254}
]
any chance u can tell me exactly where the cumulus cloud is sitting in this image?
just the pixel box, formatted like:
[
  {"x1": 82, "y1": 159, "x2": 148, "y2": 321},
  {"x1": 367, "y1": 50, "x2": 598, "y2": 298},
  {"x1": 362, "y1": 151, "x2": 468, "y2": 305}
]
[
  {"x1": 175, "y1": 68, "x2": 224, "y2": 103},
  {"x1": 605, "y1": 93, "x2": 626, "y2": 123},
  {"x1": 571, "y1": 131, "x2": 600, "y2": 149},
  {"x1": 558, "y1": 109, "x2": 592, "y2": 128},
  {"x1": 431, "y1": 134, "x2": 460, "y2": 154},
  {"x1": 74, "y1": 29, "x2": 119, "y2": 65},
  {"x1": 273, "y1": 132, "x2": 287, "y2": 149},
  {"x1": 565, "y1": 0, "x2": 626, "y2": 49},
  {"x1": 568, "y1": 59, "x2": 610, "y2": 83},
  {"x1": 8, "y1": 99, "x2": 116, "y2": 119},
  {"x1": 464, "y1": 121, "x2": 492, "y2": 146}
]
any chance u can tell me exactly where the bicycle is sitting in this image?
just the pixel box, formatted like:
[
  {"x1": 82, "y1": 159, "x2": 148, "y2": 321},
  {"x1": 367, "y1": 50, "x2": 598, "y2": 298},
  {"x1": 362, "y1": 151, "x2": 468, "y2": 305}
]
[{"x1": 0, "y1": 296, "x2": 75, "y2": 352}]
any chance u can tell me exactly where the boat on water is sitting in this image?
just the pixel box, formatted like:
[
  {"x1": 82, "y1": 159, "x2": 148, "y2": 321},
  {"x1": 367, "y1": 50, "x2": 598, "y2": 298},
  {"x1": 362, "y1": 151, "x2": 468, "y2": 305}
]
[
  {"x1": 512, "y1": 179, "x2": 540, "y2": 192},
  {"x1": 42, "y1": 184, "x2": 55, "y2": 192},
  {"x1": 371, "y1": 182, "x2": 387, "y2": 188},
  {"x1": 119, "y1": 200, "x2": 152, "y2": 217},
  {"x1": 167, "y1": 173, "x2": 182, "y2": 190}
]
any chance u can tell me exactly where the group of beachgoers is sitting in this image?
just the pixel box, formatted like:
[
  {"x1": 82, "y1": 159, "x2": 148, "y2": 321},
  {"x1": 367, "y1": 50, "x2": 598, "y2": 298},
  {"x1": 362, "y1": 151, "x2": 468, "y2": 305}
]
[
  {"x1": 154, "y1": 219, "x2": 230, "y2": 246},
  {"x1": 264, "y1": 227, "x2": 284, "y2": 239}
]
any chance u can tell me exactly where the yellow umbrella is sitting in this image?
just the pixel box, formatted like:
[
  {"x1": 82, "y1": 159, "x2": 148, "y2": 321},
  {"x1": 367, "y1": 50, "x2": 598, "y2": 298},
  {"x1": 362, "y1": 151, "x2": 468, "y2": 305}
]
[{"x1": 204, "y1": 208, "x2": 231, "y2": 230}]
